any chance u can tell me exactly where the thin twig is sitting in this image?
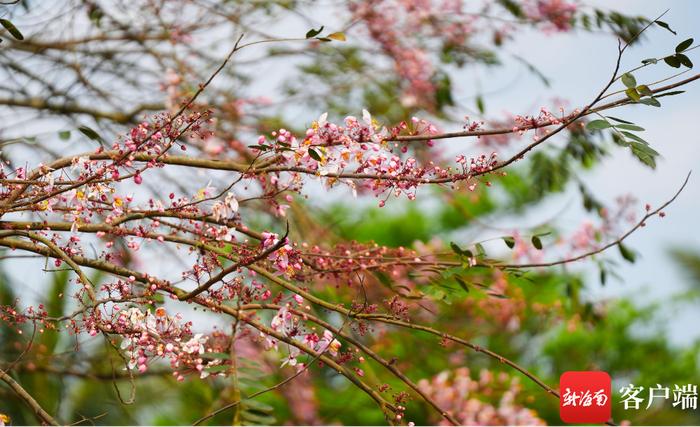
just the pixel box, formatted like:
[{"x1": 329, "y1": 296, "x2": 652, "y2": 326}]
[{"x1": 0, "y1": 369, "x2": 60, "y2": 426}]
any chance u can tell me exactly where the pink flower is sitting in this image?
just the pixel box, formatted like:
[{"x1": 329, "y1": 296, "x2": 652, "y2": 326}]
[
  {"x1": 211, "y1": 192, "x2": 239, "y2": 221},
  {"x1": 318, "y1": 329, "x2": 341, "y2": 356}
]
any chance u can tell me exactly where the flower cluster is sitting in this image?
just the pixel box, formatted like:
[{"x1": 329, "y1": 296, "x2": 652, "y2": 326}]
[
  {"x1": 524, "y1": 0, "x2": 578, "y2": 32},
  {"x1": 507, "y1": 194, "x2": 641, "y2": 265},
  {"x1": 0, "y1": 303, "x2": 50, "y2": 334},
  {"x1": 211, "y1": 192, "x2": 239, "y2": 221},
  {"x1": 254, "y1": 111, "x2": 481, "y2": 206},
  {"x1": 262, "y1": 303, "x2": 342, "y2": 369},
  {"x1": 301, "y1": 241, "x2": 417, "y2": 279},
  {"x1": 512, "y1": 107, "x2": 571, "y2": 139},
  {"x1": 113, "y1": 307, "x2": 225, "y2": 379},
  {"x1": 261, "y1": 232, "x2": 303, "y2": 276},
  {"x1": 350, "y1": 1, "x2": 438, "y2": 108},
  {"x1": 467, "y1": 105, "x2": 575, "y2": 148},
  {"x1": 418, "y1": 368, "x2": 546, "y2": 425},
  {"x1": 349, "y1": 0, "x2": 577, "y2": 109}
]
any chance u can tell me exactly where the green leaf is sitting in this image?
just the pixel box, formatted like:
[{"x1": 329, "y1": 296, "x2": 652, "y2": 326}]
[
  {"x1": 316, "y1": 37, "x2": 332, "y2": 42},
  {"x1": 202, "y1": 352, "x2": 231, "y2": 360},
  {"x1": 204, "y1": 365, "x2": 230, "y2": 373},
  {"x1": 581, "y1": 14, "x2": 591, "y2": 30},
  {"x1": 664, "y1": 55, "x2": 681, "y2": 68},
  {"x1": 450, "y1": 242, "x2": 464, "y2": 255},
  {"x1": 621, "y1": 73, "x2": 636, "y2": 88},
  {"x1": 498, "y1": 0, "x2": 524, "y2": 18},
  {"x1": 503, "y1": 236, "x2": 515, "y2": 249},
  {"x1": 630, "y1": 142, "x2": 659, "y2": 157},
  {"x1": 675, "y1": 38, "x2": 693, "y2": 53},
  {"x1": 455, "y1": 275, "x2": 470, "y2": 293},
  {"x1": 89, "y1": 6, "x2": 104, "y2": 27},
  {"x1": 78, "y1": 125, "x2": 103, "y2": 142},
  {"x1": 631, "y1": 144, "x2": 657, "y2": 169},
  {"x1": 308, "y1": 147, "x2": 322, "y2": 161},
  {"x1": 621, "y1": 131, "x2": 648, "y2": 144},
  {"x1": 305, "y1": 26, "x2": 324, "y2": 39},
  {"x1": 434, "y1": 73, "x2": 454, "y2": 109},
  {"x1": 641, "y1": 58, "x2": 658, "y2": 65},
  {"x1": 625, "y1": 88, "x2": 641, "y2": 101},
  {"x1": 606, "y1": 116, "x2": 633, "y2": 124},
  {"x1": 639, "y1": 97, "x2": 661, "y2": 107},
  {"x1": 614, "y1": 123, "x2": 645, "y2": 132},
  {"x1": 655, "y1": 90, "x2": 685, "y2": 98},
  {"x1": 676, "y1": 53, "x2": 693, "y2": 68},
  {"x1": 243, "y1": 399, "x2": 274, "y2": 413},
  {"x1": 654, "y1": 20, "x2": 677, "y2": 35},
  {"x1": 586, "y1": 119, "x2": 612, "y2": 130},
  {"x1": 636, "y1": 85, "x2": 653, "y2": 96},
  {"x1": 631, "y1": 141, "x2": 659, "y2": 156},
  {"x1": 58, "y1": 130, "x2": 71, "y2": 140},
  {"x1": 618, "y1": 243, "x2": 636, "y2": 263},
  {"x1": 531, "y1": 235, "x2": 543, "y2": 250},
  {"x1": 240, "y1": 410, "x2": 276, "y2": 425},
  {"x1": 248, "y1": 144, "x2": 271, "y2": 151},
  {"x1": 487, "y1": 291, "x2": 509, "y2": 299},
  {"x1": 613, "y1": 137, "x2": 630, "y2": 147},
  {"x1": 615, "y1": 123, "x2": 645, "y2": 131},
  {"x1": 0, "y1": 19, "x2": 24, "y2": 41},
  {"x1": 476, "y1": 95, "x2": 485, "y2": 114},
  {"x1": 431, "y1": 289, "x2": 447, "y2": 301}
]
